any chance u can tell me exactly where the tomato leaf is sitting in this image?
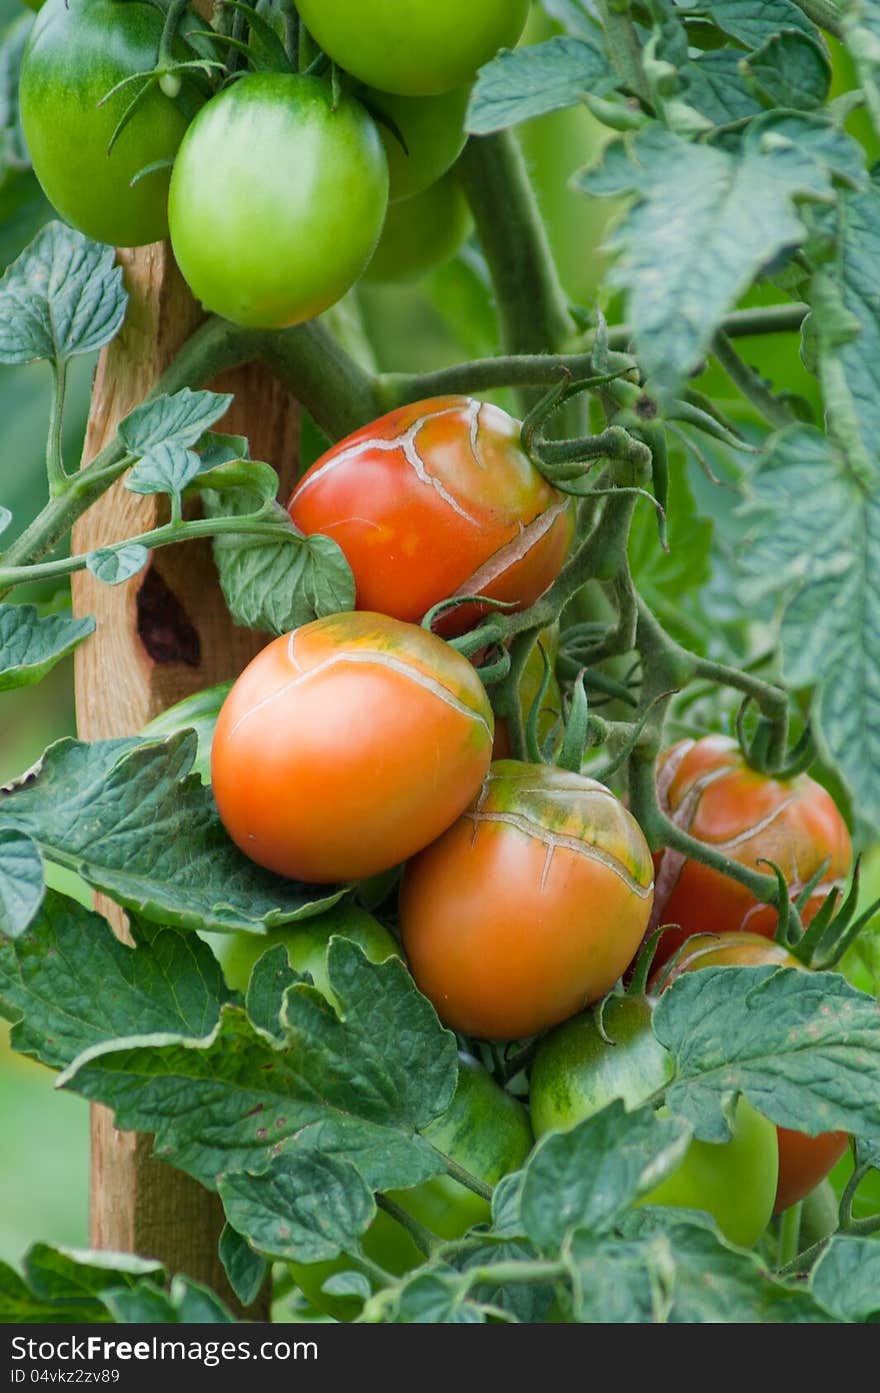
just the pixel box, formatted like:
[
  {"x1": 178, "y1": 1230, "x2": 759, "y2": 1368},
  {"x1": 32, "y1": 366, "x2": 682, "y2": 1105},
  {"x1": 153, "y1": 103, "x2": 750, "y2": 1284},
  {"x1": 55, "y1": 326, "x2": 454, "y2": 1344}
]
[
  {"x1": 0, "y1": 222, "x2": 126, "y2": 366},
  {"x1": 57, "y1": 941, "x2": 458, "y2": 1194},
  {"x1": 737, "y1": 424, "x2": 880, "y2": 832},
  {"x1": 842, "y1": 2, "x2": 880, "y2": 143},
  {"x1": 0, "y1": 892, "x2": 231, "y2": 1069},
  {"x1": 219, "y1": 1146, "x2": 376, "y2": 1264},
  {"x1": 0, "y1": 603, "x2": 94, "y2": 694},
  {"x1": 442, "y1": 1236, "x2": 555, "y2": 1324},
  {"x1": 810, "y1": 1236, "x2": 880, "y2": 1321},
  {"x1": 0, "y1": 828, "x2": 43, "y2": 939},
  {"x1": 0, "y1": 1244, "x2": 164, "y2": 1324},
  {"x1": 655, "y1": 966, "x2": 880, "y2": 1143},
  {"x1": 86, "y1": 543, "x2": 149, "y2": 586},
  {"x1": 675, "y1": 48, "x2": 764, "y2": 128},
  {"x1": 566, "y1": 1229, "x2": 675, "y2": 1322},
  {"x1": 245, "y1": 943, "x2": 302, "y2": 1042},
  {"x1": 466, "y1": 36, "x2": 617, "y2": 134},
  {"x1": 118, "y1": 388, "x2": 233, "y2": 456},
  {"x1": 103, "y1": 1275, "x2": 235, "y2": 1325},
  {"x1": 0, "y1": 14, "x2": 33, "y2": 176},
  {"x1": 741, "y1": 31, "x2": 831, "y2": 111},
  {"x1": 0, "y1": 732, "x2": 346, "y2": 934},
  {"x1": 611, "y1": 1211, "x2": 827, "y2": 1322},
  {"x1": 126, "y1": 441, "x2": 202, "y2": 499},
  {"x1": 202, "y1": 491, "x2": 355, "y2": 636},
  {"x1": 386, "y1": 1270, "x2": 486, "y2": 1324},
  {"x1": 519, "y1": 1101, "x2": 691, "y2": 1251},
  {"x1": 538, "y1": 1, "x2": 601, "y2": 39},
  {"x1": 218, "y1": 1224, "x2": 268, "y2": 1310},
  {"x1": 579, "y1": 117, "x2": 860, "y2": 396},
  {"x1": 672, "y1": 0, "x2": 820, "y2": 49}
]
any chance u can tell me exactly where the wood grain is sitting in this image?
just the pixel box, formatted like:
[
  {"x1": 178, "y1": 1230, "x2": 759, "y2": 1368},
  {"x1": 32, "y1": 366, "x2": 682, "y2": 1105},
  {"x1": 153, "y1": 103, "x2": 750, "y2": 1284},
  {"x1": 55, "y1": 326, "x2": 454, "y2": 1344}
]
[{"x1": 71, "y1": 243, "x2": 298, "y2": 1318}]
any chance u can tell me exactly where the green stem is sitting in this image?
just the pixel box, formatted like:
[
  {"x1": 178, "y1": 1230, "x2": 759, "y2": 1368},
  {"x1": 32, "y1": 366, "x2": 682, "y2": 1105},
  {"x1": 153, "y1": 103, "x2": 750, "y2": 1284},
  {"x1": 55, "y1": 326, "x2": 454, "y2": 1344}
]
[
  {"x1": 540, "y1": 426, "x2": 652, "y2": 471},
  {"x1": 434, "y1": 1150, "x2": 494, "y2": 1204},
  {"x1": 712, "y1": 331, "x2": 796, "y2": 431},
  {"x1": 158, "y1": 0, "x2": 189, "y2": 68},
  {"x1": 776, "y1": 1236, "x2": 829, "y2": 1278},
  {"x1": 839, "y1": 1159, "x2": 871, "y2": 1229},
  {"x1": 458, "y1": 132, "x2": 576, "y2": 402},
  {"x1": 793, "y1": 0, "x2": 844, "y2": 39},
  {"x1": 776, "y1": 1202, "x2": 803, "y2": 1269},
  {"x1": 0, "y1": 509, "x2": 286, "y2": 592},
  {"x1": 463, "y1": 1259, "x2": 567, "y2": 1289},
  {"x1": 375, "y1": 1196, "x2": 438, "y2": 1260},
  {"x1": 254, "y1": 319, "x2": 381, "y2": 437},
  {"x1": 596, "y1": 0, "x2": 651, "y2": 104},
  {"x1": 46, "y1": 359, "x2": 70, "y2": 498}
]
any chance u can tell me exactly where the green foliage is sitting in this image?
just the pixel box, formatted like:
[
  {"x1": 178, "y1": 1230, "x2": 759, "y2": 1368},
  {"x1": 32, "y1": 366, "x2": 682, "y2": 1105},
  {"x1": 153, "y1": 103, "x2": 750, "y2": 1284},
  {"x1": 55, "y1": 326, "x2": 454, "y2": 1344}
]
[{"x1": 0, "y1": 603, "x2": 94, "y2": 692}]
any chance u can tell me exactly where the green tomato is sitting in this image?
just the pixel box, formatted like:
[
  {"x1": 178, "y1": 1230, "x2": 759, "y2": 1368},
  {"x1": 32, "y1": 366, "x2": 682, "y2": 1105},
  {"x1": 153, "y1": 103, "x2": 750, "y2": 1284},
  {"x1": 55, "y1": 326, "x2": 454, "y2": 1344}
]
[
  {"x1": 209, "y1": 903, "x2": 399, "y2": 1004},
  {"x1": 291, "y1": 1053, "x2": 533, "y2": 1319},
  {"x1": 366, "y1": 86, "x2": 469, "y2": 202},
  {"x1": 19, "y1": 0, "x2": 200, "y2": 247},
  {"x1": 363, "y1": 170, "x2": 471, "y2": 285},
  {"x1": 295, "y1": 0, "x2": 530, "y2": 96},
  {"x1": 168, "y1": 73, "x2": 388, "y2": 328},
  {"x1": 141, "y1": 682, "x2": 231, "y2": 784},
  {"x1": 530, "y1": 996, "x2": 779, "y2": 1249}
]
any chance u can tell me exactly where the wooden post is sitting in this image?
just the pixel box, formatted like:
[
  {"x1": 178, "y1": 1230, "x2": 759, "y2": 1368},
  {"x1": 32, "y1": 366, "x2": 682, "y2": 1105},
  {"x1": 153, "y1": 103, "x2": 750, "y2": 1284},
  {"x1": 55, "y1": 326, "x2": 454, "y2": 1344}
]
[{"x1": 70, "y1": 244, "x2": 298, "y2": 1315}]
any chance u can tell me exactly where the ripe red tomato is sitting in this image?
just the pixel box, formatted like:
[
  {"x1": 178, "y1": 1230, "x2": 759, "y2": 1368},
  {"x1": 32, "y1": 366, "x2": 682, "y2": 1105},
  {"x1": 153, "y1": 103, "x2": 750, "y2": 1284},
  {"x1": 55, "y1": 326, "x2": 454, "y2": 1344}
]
[
  {"x1": 288, "y1": 397, "x2": 574, "y2": 637},
  {"x1": 655, "y1": 931, "x2": 849, "y2": 1213},
  {"x1": 651, "y1": 735, "x2": 851, "y2": 970},
  {"x1": 401, "y1": 761, "x2": 654, "y2": 1040},
  {"x1": 211, "y1": 612, "x2": 494, "y2": 884}
]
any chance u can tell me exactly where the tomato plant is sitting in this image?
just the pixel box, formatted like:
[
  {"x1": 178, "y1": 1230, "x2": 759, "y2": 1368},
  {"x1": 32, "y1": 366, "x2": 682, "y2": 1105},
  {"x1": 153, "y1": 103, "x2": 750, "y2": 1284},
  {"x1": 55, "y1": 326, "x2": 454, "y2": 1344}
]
[
  {"x1": 211, "y1": 611, "x2": 494, "y2": 883},
  {"x1": 651, "y1": 736, "x2": 852, "y2": 970},
  {"x1": 401, "y1": 761, "x2": 654, "y2": 1040},
  {"x1": 530, "y1": 995, "x2": 778, "y2": 1248},
  {"x1": 363, "y1": 169, "x2": 472, "y2": 284},
  {"x1": 169, "y1": 73, "x2": 388, "y2": 328},
  {"x1": 288, "y1": 396, "x2": 574, "y2": 635},
  {"x1": 294, "y1": 0, "x2": 530, "y2": 96},
  {"x1": 19, "y1": 0, "x2": 201, "y2": 247},
  {"x1": 4, "y1": 0, "x2": 880, "y2": 1333},
  {"x1": 657, "y1": 932, "x2": 850, "y2": 1213}
]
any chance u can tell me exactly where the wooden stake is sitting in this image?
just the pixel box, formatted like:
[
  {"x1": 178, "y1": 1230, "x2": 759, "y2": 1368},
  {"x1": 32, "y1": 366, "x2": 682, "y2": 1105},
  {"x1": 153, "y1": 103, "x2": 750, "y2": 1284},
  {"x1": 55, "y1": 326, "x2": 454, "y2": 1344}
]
[{"x1": 71, "y1": 245, "x2": 298, "y2": 1317}]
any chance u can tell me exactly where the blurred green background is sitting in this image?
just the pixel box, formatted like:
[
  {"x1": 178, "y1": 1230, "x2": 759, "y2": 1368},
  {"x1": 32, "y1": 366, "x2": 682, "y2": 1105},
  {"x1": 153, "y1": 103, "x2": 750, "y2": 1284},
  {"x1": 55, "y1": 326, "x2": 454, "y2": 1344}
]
[{"x1": 1, "y1": 1, "x2": 878, "y2": 1272}]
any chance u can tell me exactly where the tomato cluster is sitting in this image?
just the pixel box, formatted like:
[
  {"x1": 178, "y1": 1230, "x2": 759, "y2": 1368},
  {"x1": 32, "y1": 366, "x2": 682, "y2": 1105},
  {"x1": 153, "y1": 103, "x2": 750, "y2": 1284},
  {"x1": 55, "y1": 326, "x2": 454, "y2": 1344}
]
[{"x1": 20, "y1": 0, "x2": 526, "y2": 321}]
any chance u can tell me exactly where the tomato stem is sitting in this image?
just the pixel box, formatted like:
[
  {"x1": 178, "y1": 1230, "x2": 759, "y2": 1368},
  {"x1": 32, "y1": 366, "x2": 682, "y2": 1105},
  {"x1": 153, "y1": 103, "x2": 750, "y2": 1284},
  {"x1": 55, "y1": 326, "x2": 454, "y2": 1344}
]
[
  {"x1": 712, "y1": 331, "x2": 797, "y2": 431},
  {"x1": 776, "y1": 1200, "x2": 803, "y2": 1268},
  {"x1": 45, "y1": 359, "x2": 71, "y2": 499},
  {"x1": 375, "y1": 1195, "x2": 439, "y2": 1260},
  {"x1": 433, "y1": 1149, "x2": 494, "y2": 1204},
  {"x1": 596, "y1": 0, "x2": 652, "y2": 106}
]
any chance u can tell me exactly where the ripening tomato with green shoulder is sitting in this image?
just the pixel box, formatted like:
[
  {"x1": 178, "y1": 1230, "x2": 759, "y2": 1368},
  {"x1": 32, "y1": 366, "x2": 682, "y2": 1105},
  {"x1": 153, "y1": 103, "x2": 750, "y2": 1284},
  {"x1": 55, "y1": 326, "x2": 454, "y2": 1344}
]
[
  {"x1": 651, "y1": 735, "x2": 851, "y2": 971},
  {"x1": 208, "y1": 902, "x2": 399, "y2": 1001},
  {"x1": 366, "y1": 86, "x2": 469, "y2": 202},
  {"x1": 655, "y1": 932, "x2": 850, "y2": 1213},
  {"x1": 294, "y1": 0, "x2": 530, "y2": 96},
  {"x1": 289, "y1": 1053, "x2": 533, "y2": 1320},
  {"x1": 363, "y1": 170, "x2": 472, "y2": 284},
  {"x1": 288, "y1": 397, "x2": 574, "y2": 638},
  {"x1": 168, "y1": 73, "x2": 388, "y2": 328},
  {"x1": 211, "y1": 612, "x2": 494, "y2": 885},
  {"x1": 401, "y1": 762, "x2": 654, "y2": 1041},
  {"x1": 530, "y1": 995, "x2": 779, "y2": 1248},
  {"x1": 20, "y1": 0, "x2": 204, "y2": 246}
]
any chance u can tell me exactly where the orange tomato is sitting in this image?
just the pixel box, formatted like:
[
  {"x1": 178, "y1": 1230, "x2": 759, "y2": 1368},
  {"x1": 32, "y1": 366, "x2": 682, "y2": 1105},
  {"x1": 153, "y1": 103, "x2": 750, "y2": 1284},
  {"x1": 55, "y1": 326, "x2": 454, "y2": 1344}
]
[
  {"x1": 652, "y1": 735, "x2": 851, "y2": 970},
  {"x1": 211, "y1": 612, "x2": 494, "y2": 884},
  {"x1": 401, "y1": 761, "x2": 654, "y2": 1040},
  {"x1": 655, "y1": 931, "x2": 849, "y2": 1213},
  {"x1": 288, "y1": 397, "x2": 573, "y2": 636}
]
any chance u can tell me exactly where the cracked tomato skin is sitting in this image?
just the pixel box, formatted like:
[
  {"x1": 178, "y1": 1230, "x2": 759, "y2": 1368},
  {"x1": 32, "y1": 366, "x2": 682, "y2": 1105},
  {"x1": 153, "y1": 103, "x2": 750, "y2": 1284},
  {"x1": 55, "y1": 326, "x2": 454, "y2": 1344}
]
[
  {"x1": 294, "y1": 0, "x2": 530, "y2": 96},
  {"x1": 211, "y1": 612, "x2": 493, "y2": 884},
  {"x1": 655, "y1": 932, "x2": 849, "y2": 1214},
  {"x1": 651, "y1": 735, "x2": 851, "y2": 972},
  {"x1": 400, "y1": 761, "x2": 654, "y2": 1040},
  {"x1": 288, "y1": 397, "x2": 574, "y2": 637}
]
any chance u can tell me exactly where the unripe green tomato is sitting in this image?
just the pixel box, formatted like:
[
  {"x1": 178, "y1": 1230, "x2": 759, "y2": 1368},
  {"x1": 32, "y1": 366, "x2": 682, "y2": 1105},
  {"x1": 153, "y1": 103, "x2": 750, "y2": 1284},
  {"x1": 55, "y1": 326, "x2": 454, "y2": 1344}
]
[
  {"x1": 141, "y1": 681, "x2": 231, "y2": 784},
  {"x1": 20, "y1": 0, "x2": 45, "y2": 10},
  {"x1": 366, "y1": 86, "x2": 469, "y2": 202},
  {"x1": 169, "y1": 73, "x2": 389, "y2": 328},
  {"x1": 294, "y1": 0, "x2": 530, "y2": 97},
  {"x1": 363, "y1": 170, "x2": 472, "y2": 284},
  {"x1": 20, "y1": 0, "x2": 198, "y2": 246},
  {"x1": 210, "y1": 903, "x2": 399, "y2": 1005},
  {"x1": 290, "y1": 1053, "x2": 533, "y2": 1319},
  {"x1": 530, "y1": 996, "x2": 779, "y2": 1249}
]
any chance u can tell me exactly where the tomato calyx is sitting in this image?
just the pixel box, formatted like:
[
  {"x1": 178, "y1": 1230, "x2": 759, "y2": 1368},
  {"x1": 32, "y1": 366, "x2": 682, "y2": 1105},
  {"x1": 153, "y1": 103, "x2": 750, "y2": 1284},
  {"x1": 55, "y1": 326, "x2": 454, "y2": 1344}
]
[{"x1": 771, "y1": 854, "x2": 880, "y2": 970}]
